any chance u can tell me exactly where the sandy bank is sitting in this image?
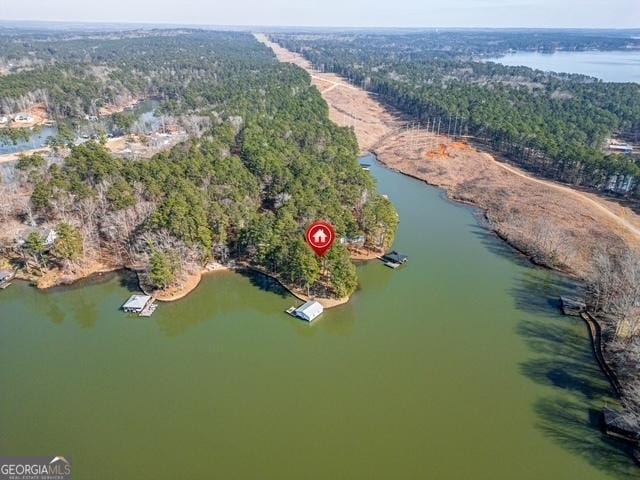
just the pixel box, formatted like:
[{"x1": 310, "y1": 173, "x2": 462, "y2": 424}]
[
  {"x1": 149, "y1": 262, "x2": 229, "y2": 302},
  {"x1": 31, "y1": 258, "x2": 122, "y2": 289},
  {"x1": 239, "y1": 263, "x2": 350, "y2": 309},
  {"x1": 259, "y1": 34, "x2": 640, "y2": 279}
]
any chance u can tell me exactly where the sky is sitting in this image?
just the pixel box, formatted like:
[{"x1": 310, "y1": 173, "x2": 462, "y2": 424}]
[{"x1": 0, "y1": 0, "x2": 638, "y2": 28}]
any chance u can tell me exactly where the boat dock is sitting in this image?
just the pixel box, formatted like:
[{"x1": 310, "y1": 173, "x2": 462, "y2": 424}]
[
  {"x1": 122, "y1": 294, "x2": 158, "y2": 317},
  {"x1": 285, "y1": 301, "x2": 324, "y2": 323},
  {"x1": 0, "y1": 270, "x2": 16, "y2": 289},
  {"x1": 603, "y1": 408, "x2": 640, "y2": 445},
  {"x1": 380, "y1": 251, "x2": 408, "y2": 269},
  {"x1": 139, "y1": 302, "x2": 158, "y2": 317},
  {"x1": 560, "y1": 296, "x2": 587, "y2": 316}
]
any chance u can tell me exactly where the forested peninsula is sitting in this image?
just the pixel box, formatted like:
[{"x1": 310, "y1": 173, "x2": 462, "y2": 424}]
[
  {"x1": 270, "y1": 30, "x2": 640, "y2": 433},
  {"x1": 0, "y1": 31, "x2": 398, "y2": 302}
]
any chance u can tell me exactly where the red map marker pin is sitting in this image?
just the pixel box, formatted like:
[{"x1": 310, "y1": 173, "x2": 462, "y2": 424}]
[{"x1": 305, "y1": 221, "x2": 336, "y2": 257}]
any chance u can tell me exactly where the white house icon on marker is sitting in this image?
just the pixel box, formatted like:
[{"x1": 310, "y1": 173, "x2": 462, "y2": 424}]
[{"x1": 312, "y1": 228, "x2": 328, "y2": 244}]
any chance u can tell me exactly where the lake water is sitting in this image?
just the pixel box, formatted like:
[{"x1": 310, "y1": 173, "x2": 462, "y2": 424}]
[
  {"x1": 0, "y1": 99, "x2": 161, "y2": 155},
  {"x1": 0, "y1": 155, "x2": 638, "y2": 479},
  {"x1": 487, "y1": 50, "x2": 640, "y2": 83},
  {"x1": 0, "y1": 125, "x2": 59, "y2": 155}
]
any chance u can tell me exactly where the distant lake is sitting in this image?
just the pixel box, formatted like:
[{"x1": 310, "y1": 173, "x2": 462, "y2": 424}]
[
  {"x1": 0, "y1": 99, "x2": 161, "y2": 155},
  {"x1": 487, "y1": 50, "x2": 640, "y2": 83}
]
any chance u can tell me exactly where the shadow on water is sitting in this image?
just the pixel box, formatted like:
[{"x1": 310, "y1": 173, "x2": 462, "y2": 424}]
[
  {"x1": 468, "y1": 224, "x2": 539, "y2": 271},
  {"x1": 153, "y1": 269, "x2": 291, "y2": 338},
  {"x1": 236, "y1": 268, "x2": 289, "y2": 299},
  {"x1": 511, "y1": 271, "x2": 640, "y2": 477},
  {"x1": 118, "y1": 270, "x2": 142, "y2": 293}
]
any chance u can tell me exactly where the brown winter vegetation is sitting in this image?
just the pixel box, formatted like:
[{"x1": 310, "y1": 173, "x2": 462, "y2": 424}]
[
  {"x1": 258, "y1": 33, "x2": 640, "y2": 279},
  {"x1": 261, "y1": 34, "x2": 640, "y2": 434}
]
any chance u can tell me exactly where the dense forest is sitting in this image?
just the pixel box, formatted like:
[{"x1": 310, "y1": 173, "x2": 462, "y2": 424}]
[
  {"x1": 0, "y1": 30, "x2": 279, "y2": 119},
  {"x1": 273, "y1": 32, "x2": 640, "y2": 198},
  {"x1": 0, "y1": 31, "x2": 398, "y2": 298}
]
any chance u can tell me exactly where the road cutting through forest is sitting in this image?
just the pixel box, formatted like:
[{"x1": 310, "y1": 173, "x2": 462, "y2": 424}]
[{"x1": 256, "y1": 33, "x2": 640, "y2": 278}]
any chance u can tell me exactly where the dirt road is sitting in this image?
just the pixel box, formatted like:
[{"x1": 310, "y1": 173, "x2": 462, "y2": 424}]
[
  {"x1": 491, "y1": 157, "x2": 640, "y2": 238},
  {"x1": 258, "y1": 33, "x2": 640, "y2": 277}
]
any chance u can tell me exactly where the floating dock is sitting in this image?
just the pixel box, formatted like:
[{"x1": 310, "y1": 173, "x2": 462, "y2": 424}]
[
  {"x1": 139, "y1": 302, "x2": 158, "y2": 317},
  {"x1": 122, "y1": 294, "x2": 158, "y2": 317},
  {"x1": 603, "y1": 408, "x2": 640, "y2": 445},
  {"x1": 0, "y1": 270, "x2": 16, "y2": 290},
  {"x1": 380, "y1": 251, "x2": 408, "y2": 269},
  {"x1": 286, "y1": 301, "x2": 324, "y2": 323}
]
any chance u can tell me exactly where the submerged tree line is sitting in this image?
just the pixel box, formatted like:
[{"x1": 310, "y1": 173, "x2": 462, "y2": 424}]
[
  {"x1": 0, "y1": 31, "x2": 398, "y2": 299},
  {"x1": 273, "y1": 33, "x2": 640, "y2": 198}
]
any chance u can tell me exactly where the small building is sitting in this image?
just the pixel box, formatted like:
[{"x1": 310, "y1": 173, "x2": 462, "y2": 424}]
[
  {"x1": 0, "y1": 270, "x2": 13, "y2": 281},
  {"x1": 16, "y1": 227, "x2": 57, "y2": 250},
  {"x1": 122, "y1": 294, "x2": 153, "y2": 313},
  {"x1": 43, "y1": 229, "x2": 58, "y2": 247},
  {"x1": 384, "y1": 251, "x2": 408, "y2": 264},
  {"x1": 13, "y1": 114, "x2": 34, "y2": 123},
  {"x1": 0, "y1": 270, "x2": 15, "y2": 289},
  {"x1": 560, "y1": 296, "x2": 586, "y2": 316},
  {"x1": 340, "y1": 235, "x2": 365, "y2": 247},
  {"x1": 603, "y1": 408, "x2": 640, "y2": 444},
  {"x1": 608, "y1": 143, "x2": 633, "y2": 154},
  {"x1": 294, "y1": 300, "x2": 324, "y2": 322}
]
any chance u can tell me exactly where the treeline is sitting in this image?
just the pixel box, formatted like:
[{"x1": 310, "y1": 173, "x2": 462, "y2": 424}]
[
  {"x1": 6, "y1": 31, "x2": 397, "y2": 298},
  {"x1": 0, "y1": 30, "x2": 278, "y2": 120},
  {"x1": 273, "y1": 33, "x2": 640, "y2": 198}
]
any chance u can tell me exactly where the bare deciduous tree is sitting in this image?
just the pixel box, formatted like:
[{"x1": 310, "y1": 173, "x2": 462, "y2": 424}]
[{"x1": 589, "y1": 247, "x2": 640, "y2": 341}]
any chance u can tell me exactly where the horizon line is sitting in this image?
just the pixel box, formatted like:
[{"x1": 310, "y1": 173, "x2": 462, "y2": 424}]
[{"x1": 1, "y1": 18, "x2": 639, "y2": 31}]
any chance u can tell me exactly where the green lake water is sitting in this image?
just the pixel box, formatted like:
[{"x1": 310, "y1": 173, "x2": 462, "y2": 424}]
[{"x1": 1, "y1": 155, "x2": 638, "y2": 479}]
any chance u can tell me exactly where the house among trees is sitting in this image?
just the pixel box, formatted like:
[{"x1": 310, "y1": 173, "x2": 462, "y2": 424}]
[
  {"x1": 607, "y1": 142, "x2": 633, "y2": 154},
  {"x1": 340, "y1": 235, "x2": 365, "y2": 247},
  {"x1": 16, "y1": 228, "x2": 58, "y2": 249},
  {"x1": 13, "y1": 114, "x2": 34, "y2": 123},
  {"x1": 43, "y1": 229, "x2": 58, "y2": 247}
]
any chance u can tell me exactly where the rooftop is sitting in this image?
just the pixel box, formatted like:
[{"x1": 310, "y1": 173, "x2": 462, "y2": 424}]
[{"x1": 122, "y1": 294, "x2": 152, "y2": 311}]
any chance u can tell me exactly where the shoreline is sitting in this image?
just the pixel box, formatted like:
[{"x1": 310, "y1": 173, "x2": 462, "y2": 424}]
[
  {"x1": 369, "y1": 151, "x2": 578, "y2": 276},
  {"x1": 256, "y1": 35, "x2": 640, "y2": 278},
  {"x1": 19, "y1": 248, "x2": 382, "y2": 308},
  {"x1": 238, "y1": 263, "x2": 350, "y2": 309}
]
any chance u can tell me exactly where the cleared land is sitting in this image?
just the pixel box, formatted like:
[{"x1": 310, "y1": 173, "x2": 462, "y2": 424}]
[{"x1": 257, "y1": 34, "x2": 640, "y2": 278}]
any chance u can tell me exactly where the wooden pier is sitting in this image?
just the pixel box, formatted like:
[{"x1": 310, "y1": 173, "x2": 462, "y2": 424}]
[
  {"x1": 560, "y1": 296, "x2": 586, "y2": 316},
  {"x1": 603, "y1": 408, "x2": 640, "y2": 445},
  {"x1": 139, "y1": 301, "x2": 158, "y2": 317}
]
